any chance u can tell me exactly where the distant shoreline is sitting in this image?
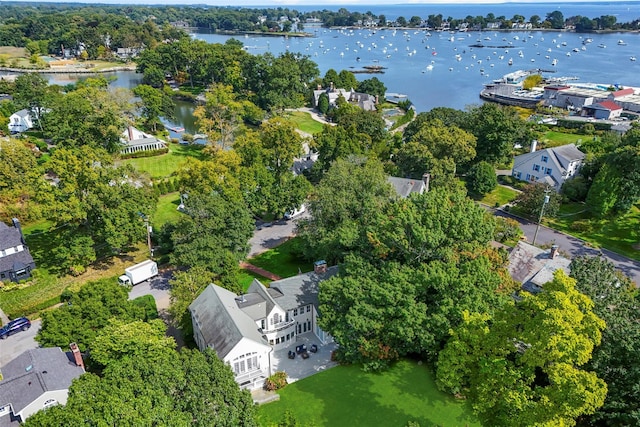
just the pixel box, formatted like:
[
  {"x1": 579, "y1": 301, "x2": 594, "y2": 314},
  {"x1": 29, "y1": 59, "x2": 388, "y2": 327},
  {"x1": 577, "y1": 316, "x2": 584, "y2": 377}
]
[{"x1": 0, "y1": 65, "x2": 136, "y2": 74}]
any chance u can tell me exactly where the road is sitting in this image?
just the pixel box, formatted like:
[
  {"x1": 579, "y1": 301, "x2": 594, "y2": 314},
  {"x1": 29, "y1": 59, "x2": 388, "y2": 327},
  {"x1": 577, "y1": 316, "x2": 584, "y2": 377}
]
[{"x1": 496, "y1": 209, "x2": 640, "y2": 286}]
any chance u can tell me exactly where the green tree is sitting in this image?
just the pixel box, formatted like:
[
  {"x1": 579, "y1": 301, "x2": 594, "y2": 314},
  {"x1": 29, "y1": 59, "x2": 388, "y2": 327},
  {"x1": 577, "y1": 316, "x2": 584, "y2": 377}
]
[
  {"x1": 317, "y1": 92, "x2": 330, "y2": 115},
  {"x1": 50, "y1": 230, "x2": 96, "y2": 276},
  {"x1": 169, "y1": 266, "x2": 214, "y2": 332},
  {"x1": 437, "y1": 270, "x2": 607, "y2": 427},
  {"x1": 467, "y1": 161, "x2": 497, "y2": 195},
  {"x1": 546, "y1": 10, "x2": 565, "y2": 29},
  {"x1": 310, "y1": 124, "x2": 368, "y2": 180},
  {"x1": 259, "y1": 117, "x2": 303, "y2": 178},
  {"x1": 133, "y1": 84, "x2": 175, "y2": 133},
  {"x1": 513, "y1": 183, "x2": 561, "y2": 218},
  {"x1": 13, "y1": 73, "x2": 51, "y2": 130},
  {"x1": 570, "y1": 256, "x2": 640, "y2": 427},
  {"x1": 357, "y1": 77, "x2": 386, "y2": 99}
]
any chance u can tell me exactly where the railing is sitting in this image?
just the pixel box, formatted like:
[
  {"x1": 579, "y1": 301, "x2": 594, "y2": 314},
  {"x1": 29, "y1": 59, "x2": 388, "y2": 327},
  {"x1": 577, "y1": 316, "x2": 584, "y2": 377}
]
[
  {"x1": 235, "y1": 369, "x2": 266, "y2": 384},
  {"x1": 262, "y1": 319, "x2": 296, "y2": 334}
]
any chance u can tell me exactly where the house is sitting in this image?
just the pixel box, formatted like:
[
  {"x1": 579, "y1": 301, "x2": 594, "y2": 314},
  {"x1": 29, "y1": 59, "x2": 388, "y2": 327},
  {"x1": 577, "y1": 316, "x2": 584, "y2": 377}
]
[
  {"x1": 189, "y1": 262, "x2": 337, "y2": 390},
  {"x1": 312, "y1": 86, "x2": 377, "y2": 112},
  {"x1": 115, "y1": 47, "x2": 142, "y2": 60},
  {"x1": 508, "y1": 241, "x2": 571, "y2": 294},
  {"x1": 0, "y1": 345, "x2": 84, "y2": 425},
  {"x1": 582, "y1": 100, "x2": 623, "y2": 120},
  {"x1": 511, "y1": 142, "x2": 585, "y2": 191},
  {"x1": 120, "y1": 126, "x2": 167, "y2": 155},
  {"x1": 0, "y1": 219, "x2": 36, "y2": 283},
  {"x1": 7, "y1": 110, "x2": 33, "y2": 134},
  {"x1": 387, "y1": 174, "x2": 430, "y2": 198}
]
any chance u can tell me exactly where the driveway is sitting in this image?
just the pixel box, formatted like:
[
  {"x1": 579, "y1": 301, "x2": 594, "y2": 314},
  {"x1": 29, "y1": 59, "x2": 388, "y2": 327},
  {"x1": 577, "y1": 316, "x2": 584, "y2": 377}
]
[
  {"x1": 250, "y1": 213, "x2": 309, "y2": 258},
  {"x1": 0, "y1": 319, "x2": 41, "y2": 367},
  {"x1": 496, "y1": 209, "x2": 640, "y2": 286}
]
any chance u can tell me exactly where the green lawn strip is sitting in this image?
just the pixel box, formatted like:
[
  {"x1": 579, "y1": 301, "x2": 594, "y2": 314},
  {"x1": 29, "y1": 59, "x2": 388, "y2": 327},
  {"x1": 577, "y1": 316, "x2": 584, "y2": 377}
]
[
  {"x1": 541, "y1": 131, "x2": 589, "y2": 148},
  {"x1": 257, "y1": 359, "x2": 481, "y2": 427},
  {"x1": 238, "y1": 269, "x2": 271, "y2": 292},
  {"x1": 284, "y1": 111, "x2": 324, "y2": 135},
  {"x1": 470, "y1": 185, "x2": 519, "y2": 207},
  {"x1": 121, "y1": 143, "x2": 205, "y2": 180},
  {"x1": 247, "y1": 238, "x2": 312, "y2": 278},
  {"x1": 153, "y1": 192, "x2": 183, "y2": 227},
  {"x1": 546, "y1": 204, "x2": 640, "y2": 261}
]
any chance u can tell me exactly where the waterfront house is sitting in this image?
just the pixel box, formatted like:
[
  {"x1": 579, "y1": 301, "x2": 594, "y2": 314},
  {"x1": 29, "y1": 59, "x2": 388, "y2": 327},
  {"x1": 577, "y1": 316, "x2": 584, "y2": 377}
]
[
  {"x1": 120, "y1": 126, "x2": 167, "y2": 156},
  {"x1": 543, "y1": 84, "x2": 640, "y2": 113},
  {"x1": 0, "y1": 345, "x2": 85, "y2": 425},
  {"x1": 582, "y1": 100, "x2": 623, "y2": 120},
  {"x1": 0, "y1": 219, "x2": 36, "y2": 283},
  {"x1": 7, "y1": 110, "x2": 33, "y2": 134},
  {"x1": 511, "y1": 142, "x2": 585, "y2": 191},
  {"x1": 189, "y1": 262, "x2": 337, "y2": 390},
  {"x1": 312, "y1": 85, "x2": 377, "y2": 112}
]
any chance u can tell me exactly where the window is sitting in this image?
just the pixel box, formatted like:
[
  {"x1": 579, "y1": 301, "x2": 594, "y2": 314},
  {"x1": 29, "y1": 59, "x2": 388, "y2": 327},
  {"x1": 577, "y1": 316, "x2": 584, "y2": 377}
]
[
  {"x1": 232, "y1": 353, "x2": 259, "y2": 374},
  {"x1": 307, "y1": 320, "x2": 311, "y2": 331},
  {"x1": 276, "y1": 337, "x2": 280, "y2": 344},
  {"x1": 293, "y1": 308, "x2": 298, "y2": 316},
  {"x1": 306, "y1": 305, "x2": 311, "y2": 313},
  {"x1": 261, "y1": 319, "x2": 265, "y2": 330},
  {"x1": 541, "y1": 155, "x2": 548, "y2": 163},
  {"x1": 303, "y1": 323, "x2": 307, "y2": 332},
  {"x1": 273, "y1": 313, "x2": 280, "y2": 324},
  {"x1": 546, "y1": 168, "x2": 552, "y2": 175},
  {"x1": 533, "y1": 164, "x2": 540, "y2": 172},
  {"x1": 43, "y1": 399, "x2": 58, "y2": 409},
  {"x1": 298, "y1": 324, "x2": 301, "y2": 334}
]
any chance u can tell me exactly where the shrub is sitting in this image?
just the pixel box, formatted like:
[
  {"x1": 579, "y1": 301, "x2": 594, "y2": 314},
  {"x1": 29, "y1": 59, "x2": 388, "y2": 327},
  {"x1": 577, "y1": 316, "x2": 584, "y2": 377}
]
[
  {"x1": 265, "y1": 371, "x2": 288, "y2": 391},
  {"x1": 181, "y1": 133, "x2": 194, "y2": 143},
  {"x1": 569, "y1": 220, "x2": 592, "y2": 232},
  {"x1": 467, "y1": 161, "x2": 498, "y2": 195}
]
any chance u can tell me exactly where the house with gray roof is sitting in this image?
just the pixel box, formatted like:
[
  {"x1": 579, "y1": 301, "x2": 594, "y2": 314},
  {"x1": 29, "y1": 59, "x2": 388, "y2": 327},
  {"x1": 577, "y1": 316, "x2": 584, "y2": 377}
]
[
  {"x1": 511, "y1": 142, "x2": 585, "y2": 191},
  {"x1": 189, "y1": 263, "x2": 337, "y2": 390},
  {"x1": 0, "y1": 346, "x2": 84, "y2": 425},
  {"x1": 7, "y1": 110, "x2": 33, "y2": 134},
  {"x1": 312, "y1": 86, "x2": 377, "y2": 112},
  {"x1": 387, "y1": 174, "x2": 430, "y2": 199},
  {"x1": 0, "y1": 219, "x2": 35, "y2": 283},
  {"x1": 508, "y1": 241, "x2": 571, "y2": 294},
  {"x1": 120, "y1": 126, "x2": 167, "y2": 156}
]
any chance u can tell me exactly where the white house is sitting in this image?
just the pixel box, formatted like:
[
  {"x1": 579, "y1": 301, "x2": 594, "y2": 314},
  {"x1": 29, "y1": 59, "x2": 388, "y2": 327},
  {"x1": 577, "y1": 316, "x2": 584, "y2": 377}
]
[
  {"x1": 120, "y1": 126, "x2": 167, "y2": 155},
  {"x1": 511, "y1": 142, "x2": 585, "y2": 191},
  {"x1": 0, "y1": 345, "x2": 84, "y2": 424},
  {"x1": 312, "y1": 86, "x2": 377, "y2": 112},
  {"x1": 189, "y1": 262, "x2": 337, "y2": 390},
  {"x1": 7, "y1": 109, "x2": 33, "y2": 133}
]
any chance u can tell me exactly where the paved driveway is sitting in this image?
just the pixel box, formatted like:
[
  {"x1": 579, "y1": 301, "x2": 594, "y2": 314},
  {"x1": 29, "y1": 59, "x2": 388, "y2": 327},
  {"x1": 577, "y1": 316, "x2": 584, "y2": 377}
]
[
  {"x1": 0, "y1": 319, "x2": 40, "y2": 367},
  {"x1": 249, "y1": 213, "x2": 309, "y2": 258}
]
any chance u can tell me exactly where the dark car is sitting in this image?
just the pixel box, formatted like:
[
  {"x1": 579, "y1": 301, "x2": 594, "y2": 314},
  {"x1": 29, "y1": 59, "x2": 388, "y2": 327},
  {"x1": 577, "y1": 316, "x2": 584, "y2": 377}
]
[{"x1": 0, "y1": 317, "x2": 31, "y2": 339}]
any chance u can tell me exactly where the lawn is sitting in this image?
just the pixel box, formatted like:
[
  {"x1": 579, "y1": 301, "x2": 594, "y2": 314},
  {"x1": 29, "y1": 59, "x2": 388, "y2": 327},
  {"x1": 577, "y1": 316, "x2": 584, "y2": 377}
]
[
  {"x1": 238, "y1": 269, "x2": 271, "y2": 292},
  {"x1": 540, "y1": 131, "x2": 589, "y2": 148},
  {"x1": 121, "y1": 143, "x2": 205, "y2": 179},
  {"x1": 546, "y1": 203, "x2": 640, "y2": 261},
  {"x1": 153, "y1": 192, "x2": 183, "y2": 227},
  {"x1": 248, "y1": 238, "x2": 312, "y2": 278},
  {"x1": 283, "y1": 111, "x2": 324, "y2": 135},
  {"x1": 256, "y1": 359, "x2": 481, "y2": 427},
  {"x1": 471, "y1": 185, "x2": 519, "y2": 207}
]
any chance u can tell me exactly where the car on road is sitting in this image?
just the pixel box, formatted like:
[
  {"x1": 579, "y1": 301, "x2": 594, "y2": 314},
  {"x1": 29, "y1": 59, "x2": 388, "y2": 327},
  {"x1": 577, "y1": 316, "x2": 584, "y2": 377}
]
[{"x1": 0, "y1": 317, "x2": 31, "y2": 339}]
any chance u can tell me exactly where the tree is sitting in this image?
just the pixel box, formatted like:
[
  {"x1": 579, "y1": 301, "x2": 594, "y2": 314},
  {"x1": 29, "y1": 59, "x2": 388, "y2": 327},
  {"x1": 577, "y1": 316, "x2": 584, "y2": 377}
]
[
  {"x1": 338, "y1": 70, "x2": 358, "y2": 90},
  {"x1": 570, "y1": 256, "x2": 640, "y2": 427},
  {"x1": 357, "y1": 77, "x2": 386, "y2": 99},
  {"x1": 50, "y1": 230, "x2": 96, "y2": 276},
  {"x1": 310, "y1": 123, "x2": 368, "y2": 180},
  {"x1": 12, "y1": 73, "x2": 50, "y2": 130},
  {"x1": 36, "y1": 279, "x2": 154, "y2": 351},
  {"x1": 259, "y1": 116, "x2": 303, "y2": 178},
  {"x1": 467, "y1": 161, "x2": 497, "y2": 195},
  {"x1": 317, "y1": 92, "x2": 329, "y2": 115},
  {"x1": 169, "y1": 266, "x2": 214, "y2": 332},
  {"x1": 297, "y1": 157, "x2": 395, "y2": 263},
  {"x1": 437, "y1": 271, "x2": 607, "y2": 427},
  {"x1": 0, "y1": 138, "x2": 44, "y2": 221},
  {"x1": 546, "y1": 10, "x2": 565, "y2": 29},
  {"x1": 133, "y1": 84, "x2": 175, "y2": 133},
  {"x1": 513, "y1": 183, "x2": 561, "y2": 218}
]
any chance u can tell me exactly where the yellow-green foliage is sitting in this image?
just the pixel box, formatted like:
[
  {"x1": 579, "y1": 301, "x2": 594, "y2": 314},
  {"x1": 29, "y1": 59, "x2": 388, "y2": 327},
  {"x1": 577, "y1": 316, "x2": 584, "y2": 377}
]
[{"x1": 523, "y1": 74, "x2": 543, "y2": 90}]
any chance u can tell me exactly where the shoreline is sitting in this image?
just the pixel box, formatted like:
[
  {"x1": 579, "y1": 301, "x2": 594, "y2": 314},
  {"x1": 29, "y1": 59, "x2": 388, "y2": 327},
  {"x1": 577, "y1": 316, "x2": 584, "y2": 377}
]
[{"x1": 0, "y1": 65, "x2": 136, "y2": 74}]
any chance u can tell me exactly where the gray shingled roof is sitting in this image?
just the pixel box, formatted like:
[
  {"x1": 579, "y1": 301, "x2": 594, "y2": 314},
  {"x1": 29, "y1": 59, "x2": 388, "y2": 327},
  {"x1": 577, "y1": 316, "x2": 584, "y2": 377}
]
[
  {"x1": 387, "y1": 177, "x2": 426, "y2": 199},
  {"x1": 269, "y1": 266, "x2": 339, "y2": 311},
  {"x1": 0, "y1": 348, "x2": 84, "y2": 415},
  {"x1": 507, "y1": 242, "x2": 571, "y2": 293},
  {"x1": 121, "y1": 137, "x2": 166, "y2": 148},
  {"x1": 552, "y1": 143, "x2": 585, "y2": 164},
  {"x1": 189, "y1": 285, "x2": 268, "y2": 358},
  {"x1": 11, "y1": 109, "x2": 30, "y2": 119},
  {"x1": 0, "y1": 222, "x2": 22, "y2": 251},
  {"x1": 0, "y1": 222, "x2": 34, "y2": 275}
]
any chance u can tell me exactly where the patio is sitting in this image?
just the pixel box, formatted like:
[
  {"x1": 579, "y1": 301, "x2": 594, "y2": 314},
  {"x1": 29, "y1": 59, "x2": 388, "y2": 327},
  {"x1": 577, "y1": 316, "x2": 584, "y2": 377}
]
[{"x1": 271, "y1": 333, "x2": 338, "y2": 384}]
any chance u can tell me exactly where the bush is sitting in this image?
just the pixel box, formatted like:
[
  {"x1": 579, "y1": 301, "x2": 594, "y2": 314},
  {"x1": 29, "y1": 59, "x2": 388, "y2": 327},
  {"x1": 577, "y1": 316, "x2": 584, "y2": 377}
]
[
  {"x1": 265, "y1": 371, "x2": 288, "y2": 391},
  {"x1": 467, "y1": 161, "x2": 498, "y2": 195},
  {"x1": 181, "y1": 133, "x2": 194, "y2": 143},
  {"x1": 569, "y1": 220, "x2": 592, "y2": 232}
]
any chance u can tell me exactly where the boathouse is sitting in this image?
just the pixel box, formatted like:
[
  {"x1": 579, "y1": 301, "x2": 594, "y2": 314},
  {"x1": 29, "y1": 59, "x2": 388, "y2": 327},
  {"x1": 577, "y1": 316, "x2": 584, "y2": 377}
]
[{"x1": 120, "y1": 126, "x2": 167, "y2": 155}]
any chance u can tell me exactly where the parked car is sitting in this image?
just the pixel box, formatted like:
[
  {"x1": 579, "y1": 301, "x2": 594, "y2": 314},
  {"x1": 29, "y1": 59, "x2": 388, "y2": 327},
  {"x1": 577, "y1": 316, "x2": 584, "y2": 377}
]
[{"x1": 0, "y1": 317, "x2": 31, "y2": 339}]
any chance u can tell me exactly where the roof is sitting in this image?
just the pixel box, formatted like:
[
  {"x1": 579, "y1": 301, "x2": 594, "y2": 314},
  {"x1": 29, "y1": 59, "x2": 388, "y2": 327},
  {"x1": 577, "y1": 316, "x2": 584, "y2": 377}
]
[
  {"x1": 552, "y1": 143, "x2": 586, "y2": 163},
  {"x1": 513, "y1": 144, "x2": 585, "y2": 184},
  {"x1": 269, "y1": 266, "x2": 339, "y2": 311},
  {"x1": 10, "y1": 109, "x2": 30, "y2": 119},
  {"x1": 0, "y1": 347, "x2": 84, "y2": 416},
  {"x1": 0, "y1": 222, "x2": 34, "y2": 275},
  {"x1": 189, "y1": 284, "x2": 268, "y2": 359},
  {"x1": 0, "y1": 222, "x2": 22, "y2": 252},
  {"x1": 121, "y1": 137, "x2": 166, "y2": 148},
  {"x1": 387, "y1": 176, "x2": 427, "y2": 198},
  {"x1": 594, "y1": 100, "x2": 622, "y2": 111},
  {"x1": 507, "y1": 241, "x2": 571, "y2": 293},
  {"x1": 612, "y1": 88, "x2": 634, "y2": 97}
]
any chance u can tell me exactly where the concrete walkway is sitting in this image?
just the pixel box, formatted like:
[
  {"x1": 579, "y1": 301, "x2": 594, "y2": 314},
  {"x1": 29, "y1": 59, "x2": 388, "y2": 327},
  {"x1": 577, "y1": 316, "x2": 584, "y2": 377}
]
[{"x1": 239, "y1": 262, "x2": 282, "y2": 281}]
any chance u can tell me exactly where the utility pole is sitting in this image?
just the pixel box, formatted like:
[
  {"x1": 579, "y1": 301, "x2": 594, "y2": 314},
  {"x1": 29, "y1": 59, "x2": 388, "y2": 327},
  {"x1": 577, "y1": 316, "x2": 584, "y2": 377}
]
[
  {"x1": 145, "y1": 218, "x2": 153, "y2": 257},
  {"x1": 532, "y1": 186, "x2": 551, "y2": 246}
]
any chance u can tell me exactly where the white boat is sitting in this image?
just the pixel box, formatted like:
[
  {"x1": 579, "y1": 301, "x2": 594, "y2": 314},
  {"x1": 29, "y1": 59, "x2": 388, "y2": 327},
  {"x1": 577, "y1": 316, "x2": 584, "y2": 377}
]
[
  {"x1": 426, "y1": 64, "x2": 434, "y2": 71},
  {"x1": 598, "y1": 43, "x2": 606, "y2": 48},
  {"x1": 618, "y1": 40, "x2": 627, "y2": 46},
  {"x1": 508, "y1": 58, "x2": 513, "y2": 65},
  {"x1": 631, "y1": 56, "x2": 637, "y2": 62},
  {"x1": 552, "y1": 58, "x2": 558, "y2": 66}
]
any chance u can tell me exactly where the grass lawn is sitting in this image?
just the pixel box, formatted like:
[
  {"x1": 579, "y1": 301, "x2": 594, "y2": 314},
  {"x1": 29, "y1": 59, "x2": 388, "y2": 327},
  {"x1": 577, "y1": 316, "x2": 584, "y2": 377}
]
[
  {"x1": 153, "y1": 192, "x2": 183, "y2": 227},
  {"x1": 471, "y1": 185, "x2": 519, "y2": 207},
  {"x1": 238, "y1": 269, "x2": 271, "y2": 292},
  {"x1": 546, "y1": 203, "x2": 640, "y2": 261},
  {"x1": 540, "y1": 131, "x2": 589, "y2": 148},
  {"x1": 248, "y1": 238, "x2": 312, "y2": 278},
  {"x1": 283, "y1": 111, "x2": 324, "y2": 135},
  {"x1": 257, "y1": 359, "x2": 481, "y2": 427},
  {"x1": 121, "y1": 143, "x2": 205, "y2": 180}
]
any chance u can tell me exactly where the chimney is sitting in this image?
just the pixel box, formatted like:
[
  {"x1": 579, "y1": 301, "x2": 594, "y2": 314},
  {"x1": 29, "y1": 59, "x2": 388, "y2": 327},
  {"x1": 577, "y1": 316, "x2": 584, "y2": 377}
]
[
  {"x1": 422, "y1": 173, "x2": 431, "y2": 193},
  {"x1": 550, "y1": 244, "x2": 559, "y2": 259},
  {"x1": 314, "y1": 260, "x2": 327, "y2": 274},
  {"x1": 69, "y1": 343, "x2": 85, "y2": 370},
  {"x1": 530, "y1": 139, "x2": 538, "y2": 153},
  {"x1": 128, "y1": 126, "x2": 134, "y2": 142},
  {"x1": 11, "y1": 218, "x2": 25, "y2": 244},
  {"x1": 330, "y1": 81, "x2": 334, "y2": 91}
]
